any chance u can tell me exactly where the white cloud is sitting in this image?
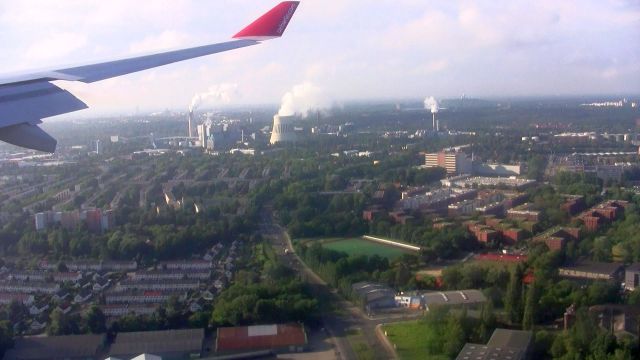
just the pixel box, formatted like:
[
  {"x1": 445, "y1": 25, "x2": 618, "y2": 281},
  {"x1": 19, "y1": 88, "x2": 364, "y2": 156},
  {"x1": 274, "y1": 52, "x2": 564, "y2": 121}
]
[
  {"x1": 24, "y1": 32, "x2": 88, "y2": 63},
  {"x1": 1, "y1": 0, "x2": 638, "y2": 117},
  {"x1": 128, "y1": 31, "x2": 192, "y2": 54}
]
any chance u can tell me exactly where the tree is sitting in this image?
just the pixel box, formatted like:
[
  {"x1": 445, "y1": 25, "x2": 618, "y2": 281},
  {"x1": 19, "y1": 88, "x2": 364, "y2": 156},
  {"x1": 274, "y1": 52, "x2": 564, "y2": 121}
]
[
  {"x1": 478, "y1": 301, "x2": 496, "y2": 342},
  {"x1": 83, "y1": 306, "x2": 106, "y2": 334},
  {"x1": 48, "y1": 309, "x2": 80, "y2": 335},
  {"x1": 443, "y1": 313, "x2": 466, "y2": 357},
  {"x1": 522, "y1": 282, "x2": 540, "y2": 330},
  {"x1": 504, "y1": 266, "x2": 524, "y2": 324},
  {"x1": 0, "y1": 321, "x2": 13, "y2": 359}
]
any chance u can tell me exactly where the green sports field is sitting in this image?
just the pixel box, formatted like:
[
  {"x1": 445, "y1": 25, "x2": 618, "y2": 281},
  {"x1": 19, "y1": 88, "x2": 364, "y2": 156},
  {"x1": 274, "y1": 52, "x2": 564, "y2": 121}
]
[{"x1": 322, "y1": 238, "x2": 412, "y2": 260}]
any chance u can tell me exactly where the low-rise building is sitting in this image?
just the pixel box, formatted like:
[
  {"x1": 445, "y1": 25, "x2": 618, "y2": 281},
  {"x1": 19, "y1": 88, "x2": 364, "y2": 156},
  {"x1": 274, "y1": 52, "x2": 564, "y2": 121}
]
[
  {"x1": 117, "y1": 279, "x2": 200, "y2": 291},
  {"x1": 28, "y1": 301, "x2": 49, "y2": 316},
  {"x1": 74, "y1": 289, "x2": 92, "y2": 304},
  {"x1": 7, "y1": 271, "x2": 46, "y2": 282},
  {"x1": 456, "y1": 328, "x2": 532, "y2": 360},
  {"x1": 216, "y1": 324, "x2": 307, "y2": 354},
  {"x1": 129, "y1": 269, "x2": 211, "y2": 281},
  {"x1": 533, "y1": 227, "x2": 581, "y2": 251},
  {"x1": 0, "y1": 292, "x2": 34, "y2": 306},
  {"x1": 53, "y1": 272, "x2": 82, "y2": 283},
  {"x1": 105, "y1": 289, "x2": 185, "y2": 304},
  {"x1": 159, "y1": 260, "x2": 212, "y2": 270},
  {"x1": 589, "y1": 304, "x2": 640, "y2": 340},
  {"x1": 109, "y1": 328, "x2": 204, "y2": 359},
  {"x1": 0, "y1": 281, "x2": 59, "y2": 294},
  {"x1": 507, "y1": 203, "x2": 541, "y2": 222},
  {"x1": 4, "y1": 334, "x2": 107, "y2": 360},
  {"x1": 422, "y1": 290, "x2": 487, "y2": 311},
  {"x1": 625, "y1": 263, "x2": 640, "y2": 291},
  {"x1": 100, "y1": 304, "x2": 158, "y2": 318},
  {"x1": 351, "y1": 282, "x2": 396, "y2": 310},
  {"x1": 559, "y1": 261, "x2": 624, "y2": 281}
]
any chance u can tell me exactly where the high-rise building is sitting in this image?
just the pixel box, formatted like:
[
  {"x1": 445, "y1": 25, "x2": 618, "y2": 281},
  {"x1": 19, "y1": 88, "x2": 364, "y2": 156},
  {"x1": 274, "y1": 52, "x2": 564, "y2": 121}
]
[
  {"x1": 270, "y1": 115, "x2": 296, "y2": 144},
  {"x1": 425, "y1": 151, "x2": 472, "y2": 175}
]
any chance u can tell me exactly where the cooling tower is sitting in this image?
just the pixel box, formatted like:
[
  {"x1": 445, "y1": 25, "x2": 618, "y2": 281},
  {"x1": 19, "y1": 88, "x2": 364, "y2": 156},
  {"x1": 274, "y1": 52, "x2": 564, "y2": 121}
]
[{"x1": 270, "y1": 114, "x2": 297, "y2": 144}]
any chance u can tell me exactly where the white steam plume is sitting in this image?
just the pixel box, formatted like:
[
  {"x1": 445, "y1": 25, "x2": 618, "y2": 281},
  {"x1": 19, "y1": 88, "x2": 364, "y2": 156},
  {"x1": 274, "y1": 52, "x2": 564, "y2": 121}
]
[
  {"x1": 189, "y1": 83, "x2": 239, "y2": 112},
  {"x1": 278, "y1": 82, "x2": 330, "y2": 117},
  {"x1": 424, "y1": 96, "x2": 439, "y2": 113}
]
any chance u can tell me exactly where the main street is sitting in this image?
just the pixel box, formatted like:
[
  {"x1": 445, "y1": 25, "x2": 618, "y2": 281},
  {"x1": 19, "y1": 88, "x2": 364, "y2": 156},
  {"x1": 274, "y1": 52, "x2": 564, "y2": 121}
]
[{"x1": 260, "y1": 207, "x2": 401, "y2": 360}]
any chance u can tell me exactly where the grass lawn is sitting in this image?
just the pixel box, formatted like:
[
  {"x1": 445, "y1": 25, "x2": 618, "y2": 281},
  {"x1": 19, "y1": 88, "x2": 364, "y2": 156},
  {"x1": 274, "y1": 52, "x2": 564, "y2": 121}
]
[
  {"x1": 383, "y1": 320, "x2": 449, "y2": 360},
  {"x1": 322, "y1": 238, "x2": 412, "y2": 260}
]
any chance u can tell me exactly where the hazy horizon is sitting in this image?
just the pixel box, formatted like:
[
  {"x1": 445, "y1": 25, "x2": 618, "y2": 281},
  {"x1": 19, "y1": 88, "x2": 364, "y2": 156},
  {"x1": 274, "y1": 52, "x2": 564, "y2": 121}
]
[{"x1": 2, "y1": 0, "x2": 639, "y2": 117}]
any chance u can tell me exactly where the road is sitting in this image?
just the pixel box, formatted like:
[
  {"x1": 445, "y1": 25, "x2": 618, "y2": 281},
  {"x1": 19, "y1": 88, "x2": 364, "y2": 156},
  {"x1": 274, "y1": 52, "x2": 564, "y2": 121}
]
[{"x1": 260, "y1": 207, "x2": 401, "y2": 360}]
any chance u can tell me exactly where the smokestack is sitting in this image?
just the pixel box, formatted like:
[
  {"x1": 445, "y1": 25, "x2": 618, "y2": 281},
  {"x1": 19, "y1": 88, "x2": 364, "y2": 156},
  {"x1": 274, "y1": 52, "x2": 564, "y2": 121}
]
[
  {"x1": 432, "y1": 113, "x2": 436, "y2": 130},
  {"x1": 188, "y1": 111, "x2": 193, "y2": 138}
]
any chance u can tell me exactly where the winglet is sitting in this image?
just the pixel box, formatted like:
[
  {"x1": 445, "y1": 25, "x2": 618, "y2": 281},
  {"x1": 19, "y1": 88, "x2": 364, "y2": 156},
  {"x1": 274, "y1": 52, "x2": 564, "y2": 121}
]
[{"x1": 233, "y1": 1, "x2": 300, "y2": 41}]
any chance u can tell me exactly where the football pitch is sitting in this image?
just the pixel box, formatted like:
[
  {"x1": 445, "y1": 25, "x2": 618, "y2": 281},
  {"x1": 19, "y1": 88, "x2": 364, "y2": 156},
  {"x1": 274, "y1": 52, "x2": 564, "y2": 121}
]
[{"x1": 322, "y1": 238, "x2": 413, "y2": 260}]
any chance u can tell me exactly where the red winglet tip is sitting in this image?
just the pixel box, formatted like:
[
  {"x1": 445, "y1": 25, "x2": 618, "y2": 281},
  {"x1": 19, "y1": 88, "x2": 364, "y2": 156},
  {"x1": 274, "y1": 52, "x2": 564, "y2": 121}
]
[{"x1": 233, "y1": 1, "x2": 300, "y2": 41}]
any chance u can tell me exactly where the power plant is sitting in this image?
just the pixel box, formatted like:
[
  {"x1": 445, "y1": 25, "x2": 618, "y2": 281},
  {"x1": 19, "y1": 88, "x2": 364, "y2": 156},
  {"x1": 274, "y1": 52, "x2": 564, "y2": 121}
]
[{"x1": 270, "y1": 114, "x2": 297, "y2": 144}]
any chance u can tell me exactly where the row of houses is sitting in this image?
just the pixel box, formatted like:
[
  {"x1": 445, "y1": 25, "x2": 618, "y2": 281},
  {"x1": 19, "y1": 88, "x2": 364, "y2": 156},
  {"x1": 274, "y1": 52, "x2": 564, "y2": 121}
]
[
  {"x1": 3, "y1": 270, "x2": 83, "y2": 283},
  {"x1": 38, "y1": 260, "x2": 137, "y2": 272},
  {"x1": 0, "y1": 243, "x2": 237, "y2": 333},
  {"x1": 128, "y1": 268, "x2": 211, "y2": 281}
]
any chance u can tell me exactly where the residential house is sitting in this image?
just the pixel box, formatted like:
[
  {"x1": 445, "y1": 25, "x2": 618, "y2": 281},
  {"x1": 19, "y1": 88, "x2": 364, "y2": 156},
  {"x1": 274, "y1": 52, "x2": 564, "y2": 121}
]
[
  {"x1": 29, "y1": 315, "x2": 48, "y2": 332},
  {"x1": 74, "y1": 288, "x2": 92, "y2": 304},
  {"x1": 56, "y1": 302, "x2": 72, "y2": 315},
  {"x1": 0, "y1": 292, "x2": 34, "y2": 306},
  {"x1": 93, "y1": 278, "x2": 111, "y2": 292},
  {"x1": 52, "y1": 289, "x2": 71, "y2": 302},
  {"x1": 28, "y1": 301, "x2": 49, "y2": 316}
]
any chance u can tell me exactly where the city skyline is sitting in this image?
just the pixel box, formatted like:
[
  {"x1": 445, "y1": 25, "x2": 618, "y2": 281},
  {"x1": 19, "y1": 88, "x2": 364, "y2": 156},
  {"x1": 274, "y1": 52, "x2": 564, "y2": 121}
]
[{"x1": 1, "y1": 0, "x2": 639, "y2": 117}]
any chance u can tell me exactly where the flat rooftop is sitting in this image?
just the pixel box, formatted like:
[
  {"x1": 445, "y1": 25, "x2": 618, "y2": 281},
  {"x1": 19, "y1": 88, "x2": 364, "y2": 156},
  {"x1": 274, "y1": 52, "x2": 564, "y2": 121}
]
[
  {"x1": 109, "y1": 328, "x2": 204, "y2": 358},
  {"x1": 216, "y1": 323, "x2": 306, "y2": 353},
  {"x1": 4, "y1": 334, "x2": 105, "y2": 360},
  {"x1": 422, "y1": 289, "x2": 486, "y2": 306}
]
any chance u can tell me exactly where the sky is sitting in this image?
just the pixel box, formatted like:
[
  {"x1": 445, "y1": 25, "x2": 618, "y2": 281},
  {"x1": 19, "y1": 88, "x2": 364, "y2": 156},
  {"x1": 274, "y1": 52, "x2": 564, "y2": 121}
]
[{"x1": 1, "y1": 0, "x2": 639, "y2": 116}]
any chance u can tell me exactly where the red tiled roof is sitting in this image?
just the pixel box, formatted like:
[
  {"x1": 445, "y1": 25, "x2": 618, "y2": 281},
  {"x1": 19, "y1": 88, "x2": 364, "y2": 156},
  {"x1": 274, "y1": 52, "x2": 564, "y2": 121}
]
[{"x1": 216, "y1": 323, "x2": 306, "y2": 352}]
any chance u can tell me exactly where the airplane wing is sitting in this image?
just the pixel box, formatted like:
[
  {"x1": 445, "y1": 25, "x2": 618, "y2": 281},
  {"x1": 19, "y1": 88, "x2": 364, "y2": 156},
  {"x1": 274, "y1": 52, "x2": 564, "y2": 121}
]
[{"x1": 0, "y1": 1, "x2": 299, "y2": 152}]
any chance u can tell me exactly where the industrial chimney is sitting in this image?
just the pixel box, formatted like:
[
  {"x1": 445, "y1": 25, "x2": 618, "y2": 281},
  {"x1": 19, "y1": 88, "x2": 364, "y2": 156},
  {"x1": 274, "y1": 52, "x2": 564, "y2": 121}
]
[{"x1": 188, "y1": 111, "x2": 194, "y2": 138}]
